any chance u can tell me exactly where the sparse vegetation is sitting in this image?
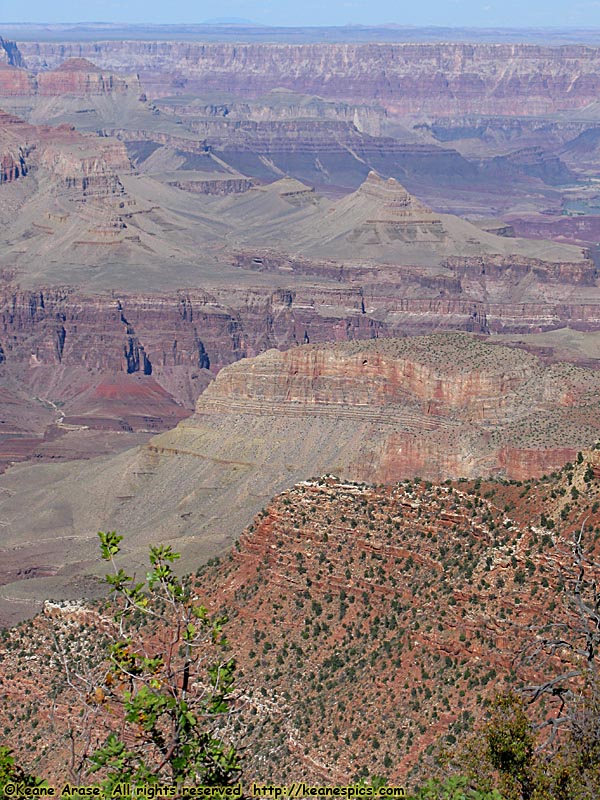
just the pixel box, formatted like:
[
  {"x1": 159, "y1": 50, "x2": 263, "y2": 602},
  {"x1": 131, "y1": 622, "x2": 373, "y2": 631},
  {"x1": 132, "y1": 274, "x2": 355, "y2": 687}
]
[{"x1": 0, "y1": 454, "x2": 599, "y2": 790}]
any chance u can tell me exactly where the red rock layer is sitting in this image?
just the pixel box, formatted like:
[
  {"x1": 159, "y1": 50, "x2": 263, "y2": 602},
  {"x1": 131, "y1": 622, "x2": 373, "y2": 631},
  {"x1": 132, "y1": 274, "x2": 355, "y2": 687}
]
[
  {"x1": 183, "y1": 335, "x2": 600, "y2": 481},
  {"x1": 0, "y1": 56, "x2": 141, "y2": 98},
  {"x1": 36, "y1": 57, "x2": 141, "y2": 96},
  {"x1": 0, "y1": 107, "x2": 131, "y2": 198},
  {"x1": 0, "y1": 64, "x2": 35, "y2": 95}
]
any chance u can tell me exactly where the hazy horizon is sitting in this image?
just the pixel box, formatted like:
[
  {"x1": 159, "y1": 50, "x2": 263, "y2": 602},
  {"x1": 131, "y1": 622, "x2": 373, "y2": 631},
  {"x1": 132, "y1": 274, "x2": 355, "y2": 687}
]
[
  {"x1": 4, "y1": 20, "x2": 600, "y2": 29},
  {"x1": 3, "y1": 0, "x2": 600, "y2": 29}
]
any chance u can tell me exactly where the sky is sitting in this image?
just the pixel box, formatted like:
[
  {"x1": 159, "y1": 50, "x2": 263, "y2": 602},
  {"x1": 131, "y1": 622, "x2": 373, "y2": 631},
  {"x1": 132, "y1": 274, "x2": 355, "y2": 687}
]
[{"x1": 2, "y1": 0, "x2": 600, "y2": 28}]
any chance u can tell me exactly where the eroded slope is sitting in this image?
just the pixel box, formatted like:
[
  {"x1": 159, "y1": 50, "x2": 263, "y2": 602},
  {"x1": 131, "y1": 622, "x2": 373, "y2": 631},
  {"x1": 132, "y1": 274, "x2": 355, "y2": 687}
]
[
  {"x1": 1, "y1": 453, "x2": 599, "y2": 785},
  {"x1": 1, "y1": 333, "x2": 600, "y2": 624}
]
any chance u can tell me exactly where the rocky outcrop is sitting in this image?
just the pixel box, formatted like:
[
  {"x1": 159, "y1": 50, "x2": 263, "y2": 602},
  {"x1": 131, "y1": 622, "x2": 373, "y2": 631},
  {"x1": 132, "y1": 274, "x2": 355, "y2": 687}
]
[
  {"x1": 186, "y1": 118, "x2": 375, "y2": 149},
  {"x1": 17, "y1": 41, "x2": 600, "y2": 114},
  {"x1": 357, "y1": 169, "x2": 432, "y2": 215},
  {"x1": 487, "y1": 146, "x2": 574, "y2": 186},
  {"x1": 0, "y1": 109, "x2": 33, "y2": 182},
  {"x1": 0, "y1": 143, "x2": 28, "y2": 183},
  {"x1": 0, "y1": 37, "x2": 24, "y2": 68},
  {"x1": 444, "y1": 254, "x2": 597, "y2": 286},
  {"x1": 0, "y1": 55, "x2": 141, "y2": 98},
  {"x1": 157, "y1": 92, "x2": 388, "y2": 137},
  {"x1": 205, "y1": 470, "x2": 593, "y2": 779},
  {"x1": 201, "y1": 335, "x2": 533, "y2": 410},
  {"x1": 0, "y1": 107, "x2": 131, "y2": 184},
  {"x1": 497, "y1": 446, "x2": 579, "y2": 481},
  {"x1": 1, "y1": 449, "x2": 599, "y2": 782},
  {"x1": 506, "y1": 214, "x2": 600, "y2": 247},
  {"x1": 110, "y1": 128, "x2": 211, "y2": 154},
  {"x1": 0, "y1": 64, "x2": 35, "y2": 96},
  {"x1": 0, "y1": 149, "x2": 26, "y2": 183},
  {"x1": 36, "y1": 57, "x2": 142, "y2": 96},
  {"x1": 185, "y1": 336, "x2": 600, "y2": 484},
  {"x1": 0, "y1": 108, "x2": 139, "y2": 258},
  {"x1": 39, "y1": 136, "x2": 131, "y2": 196}
]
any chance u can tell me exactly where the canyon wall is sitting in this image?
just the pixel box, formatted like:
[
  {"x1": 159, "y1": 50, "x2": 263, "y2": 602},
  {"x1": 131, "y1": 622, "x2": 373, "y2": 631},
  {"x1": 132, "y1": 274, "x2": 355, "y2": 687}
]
[
  {"x1": 0, "y1": 106, "x2": 132, "y2": 203},
  {"x1": 17, "y1": 41, "x2": 600, "y2": 114},
  {"x1": 36, "y1": 57, "x2": 141, "y2": 96},
  {"x1": 4, "y1": 462, "x2": 599, "y2": 775},
  {"x1": 0, "y1": 49, "x2": 141, "y2": 97},
  {"x1": 3, "y1": 286, "x2": 600, "y2": 413},
  {"x1": 187, "y1": 337, "x2": 600, "y2": 483},
  {"x1": 0, "y1": 64, "x2": 35, "y2": 96},
  {"x1": 0, "y1": 110, "x2": 33, "y2": 183}
]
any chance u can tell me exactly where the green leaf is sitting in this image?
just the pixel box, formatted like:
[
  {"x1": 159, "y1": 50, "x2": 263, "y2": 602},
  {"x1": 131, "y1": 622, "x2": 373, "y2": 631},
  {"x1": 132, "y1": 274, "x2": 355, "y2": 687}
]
[{"x1": 98, "y1": 531, "x2": 123, "y2": 560}]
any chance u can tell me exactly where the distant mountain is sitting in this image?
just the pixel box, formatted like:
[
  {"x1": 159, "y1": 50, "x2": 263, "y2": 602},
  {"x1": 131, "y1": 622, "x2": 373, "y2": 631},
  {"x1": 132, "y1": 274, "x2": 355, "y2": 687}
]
[
  {"x1": 202, "y1": 17, "x2": 258, "y2": 25},
  {"x1": 4, "y1": 22, "x2": 600, "y2": 43}
]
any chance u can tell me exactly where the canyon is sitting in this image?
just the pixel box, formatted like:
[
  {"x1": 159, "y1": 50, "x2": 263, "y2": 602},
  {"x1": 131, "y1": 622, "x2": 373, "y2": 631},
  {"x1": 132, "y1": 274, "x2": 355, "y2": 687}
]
[
  {"x1": 0, "y1": 25, "x2": 599, "y2": 793},
  {"x1": 0, "y1": 32, "x2": 599, "y2": 623},
  {"x1": 1, "y1": 333, "x2": 599, "y2": 626}
]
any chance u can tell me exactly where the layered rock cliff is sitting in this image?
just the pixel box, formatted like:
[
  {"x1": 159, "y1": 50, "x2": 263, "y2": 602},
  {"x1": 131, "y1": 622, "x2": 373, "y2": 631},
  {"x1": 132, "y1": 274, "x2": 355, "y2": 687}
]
[
  {"x1": 0, "y1": 110, "x2": 30, "y2": 182},
  {"x1": 17, "y1": 41, "x2": 600, "y2": 115},
  {"x1": 0, "y1": 37, "x2": 24, "y2": 68},
  {"x1": 0, "y1": 105, "x2": 132, "y2": 183},
  {"x1": 185, "y1": 335, "x2": 600, "y2": 483},
  {"x1": 36, "y1": 57, "x2": 142, "y2": 96},
  {"x1": 39, "y1": 135, "x2": 131, "y2": 195},
  {"x1": 0, "y1": 64, "x2": 35, "y2": 96},
  {"x1": 157, "y1": 91, "x2": 388, "y2": 137},
  {"x1": 3, "y1": 285, "x2": 600, "y2": 423},
  {"x1": 195, "y1": 465, "x2": 600, "y2": 780},
  {"x1": 0, "y1": 52, "x2": 141, "y2": 98}
]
